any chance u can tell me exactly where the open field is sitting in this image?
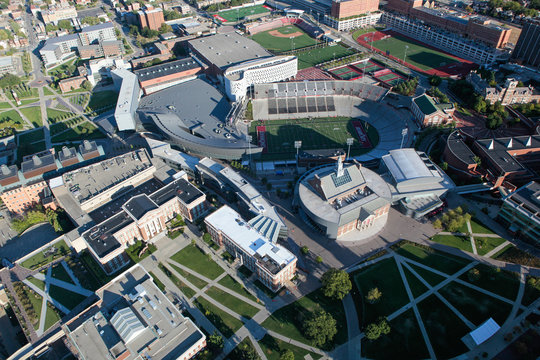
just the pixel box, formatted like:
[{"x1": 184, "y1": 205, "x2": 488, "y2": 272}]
[
  {"x1": 170, "y1": 244, "x2": 224, "y2": 280},
  {"x1": 251, "y1": 25, "x2": 316, "y2": 52},
  {"x1": 259, "y1": 334, "x2": 322, "y2": 360},
  {"x1": 215, "y1": 4, "x2": 269, "y2": 22},
  {"x1": 430, "y1": 234, "x2": 472, "y2": 252},
  {"x1": 194, "y1": 297, "x2": 243, "y2": 338},
  {"x1": 393, "y1": 242, "x2": 470, "y2": 275},
  {"x1": 49, "y1": 284, "x2": 88, "y2": 311},
  {"x1": 0, "y1": 109, "x2": 24, "y2": 129},
  {"x1": 205, "y1": 286, "x2": 259, "y2": 318},
  {"x1": 218, "y1": 275, "x2": 258, "y2": 302},
  {"x1": 296, "y1": 45, "x2": 355, "y2": 69},
  {"x1": 20, "y1": 107, "x2": 42, "y2": 127},
  {"x1": 51, "y1": 122, "x2": 105, "y2": 143}
]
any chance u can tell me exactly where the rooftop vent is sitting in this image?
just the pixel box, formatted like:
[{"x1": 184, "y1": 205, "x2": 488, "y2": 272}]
[
  {"x1": 32, "y1": 155, "x2": 42, "y2": 166},
  {"x1": 1, "y1": 164, "x2": 10, "y2": 175}
]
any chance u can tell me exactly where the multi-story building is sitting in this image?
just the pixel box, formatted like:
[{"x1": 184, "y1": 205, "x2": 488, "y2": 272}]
[
  {"x1": 466, "y1": 72, "x2": 539, "y2": 105},
  {"x1": 78, "y1": 23, "x2": 116, "y2": 45},
  {"x1": 82, "y1": 175, "x2": 206, "y2": 274},
  {"x1": 0, "y1": 180, "x2": 50, "y2": 214},
  {"x1": 498, "y1": 181, "x2": 540, "y2": 245},
  {"x1": 324, "y1": 12, "x2": 381, "y2": 31},
  {"x1": 111, "y1": 68, "x2": 141, "y2": 131},
  {"x1": 205, "y1": 205, "x2": 296, "y2": 292},
  {"x1": 330, "y1": 0, "x2": 379, "y2": 19},
  {"x1": 64, "y1": 265, "x2": 207, "y2": 360},
  {"x1": 134, "y1": 57, "x2": 204, "y2": 95},
  {"x1": 138, "y1": 7, "x2": 165, "y2": 31},
  {"x1": 58, "y1": 75, "x2": 86, "y2": 93},
  {"x1": 40, "y1": 5, "x2": 78, "y2": 25},
  {"x1": 411, "y1": 93, "x2": 454, "y2": 127},
  {"x1": 0, "y1": 56, "x2": 16, "y2": 75},
  {"x1": 78, "y1": 40, "x2": 124, "y2": 60},
  {"x1": 39, "y1": 34, "x2": 80, "y2": 66},
  {"x1": 512, "y1": 20, "x2": 540, "y2": 70}
]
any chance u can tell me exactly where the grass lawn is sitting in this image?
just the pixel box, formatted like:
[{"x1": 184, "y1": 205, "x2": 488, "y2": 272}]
[
  {"x1": 20, "y1": 106, "x2": 42, "y2": 127},
  {"x1": 225, "y1": 336, "x2": 259, "y2": 360},
  {"x1": 194, "y1": 297, "x2": 243, "y2": 338},
  {"x1": 49, "y1": 284, "x2": 88, "y2": 312},
  {"x1": 169, "y1": 263, "x2": 208, "y2": 289},
  {"x1": 522, "y1": 275, "x2": 540, "y2": 306},
  {"x1": 370, "y1": 33, "x2": 459, "y2": 71},
  {"x1": 21, "y1": 240, "x2": 70, "y2": 270},
  {"x1": 470, "y1": 218, "x2": 495, "y2": 235},
  {"x1": 44, "y1": 305, "x2": 61, "y2": 331},
  {"x1": 362, "y1": 308, "x2": 429, "y2": 359},
  {"x1": 249, "y1": 117, "x2": 379, "y2": 158},
  {"x1": 475, "y1": 236, "x2": 506, "y2": 256},
  {"x1": 417, "y1": 295, "x2": 470, "y2": 359},
  {"x1": 251, "y1": 25, "x2": 317, "y2": 52},
  {"x1": 148, "y1": 271, "x2": 166, "y2": 292},
  {"x1": 394, "y1": 242, "x2": 470, "y2": 275},
  {"x1": 20, "y1": 284, "x2": 43, "y2": 329},
  {"x1": 262, "y1": 287, "x2": 347, "y2": 349},
  {"x1": 27, "y1": 276, "x2": 45, "y2": 291},
  {"x1": 430, "y1": 234, "x2": 472, "y2": 253},
  {"x1": 406, "y1": 263, "x2": 446, "y2": 287},
  {"x1": 43, "y1": 87, "x2": 55, "y2": 96},
  {"x1": 0, "y1": 102, "x2": 11, "y2": 109},
  {"x1": 296, "y1": 44, "x2": 355, "y2": 69},
  {"x1": 0, "y1": 109, "x2": 24, "y2": 129},
  {"x1": 158, "y1": 263, "x2": 196, "y2": 299},
  {"x1": 47, "y1": 108, "x2": 74, "y2": 123},
  {"x1": 218, "y1": 275, "x2": 258, "y2": 303},
  {"x1": 18, "y1": 128, "x2": 44, "y2": 143},
  {"x1": 351, "y1": 258, "x2": 409, "y2": 326},
  {"x1": 403, "y1": 266, "x2": 428, "y2": 298},
  {"x1": 495, "y1": 245, "x2": 540, "y2": 268},
  {"x1": 170, "y1": 244, "x2": 224, "y2": 280},
  {"x1": 259, "y1": 334, "x2": 322, "y2": 360},
  {"x1": 51, "y1": 122, "x2": 105, "y2": 142},
  {"x1": 352, "y1": 26, "x2": 382, "y2": 40},
  {"x1": 19, "y1": 99, "x2": 39, "y2": 107},
  {"x1": 439, "y1": 282, "x2": 512, "y2": 326},
  {"x1": 79, "y1": 250, "x2": 119, "y2": 287},
  {"x1": 50, "y1": 263, "x2": 74, "y2": 284},
  {"x1": 458, "y1": 264, "x2": 519, "y2": 301},
  {"x1": 205, "y1": 286, "x2": 259, "y2": 318},
  {"x1": 216, "y1": 4, "x2": 269, "y2": 22},
  {"x1": 87, "y1": 90, "x2": 118, "y2": 112}
]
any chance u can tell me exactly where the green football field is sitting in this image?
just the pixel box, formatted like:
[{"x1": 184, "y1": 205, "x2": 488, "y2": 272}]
[
  {"x1": 251, "y1": 25, "x2": 317, "y2": 52},
  {"x1": 249, "y1": 117, "x2": 379, "y2": 157},
  {"x1": 216, "y1": 5, "x2": 269, "y2": 22},
  {"x1": 296, "y1": 44, "x2": 356, "y2": 69},
  {"x1": 371, "y1": 34, "x2": 459, "y2": 71}
]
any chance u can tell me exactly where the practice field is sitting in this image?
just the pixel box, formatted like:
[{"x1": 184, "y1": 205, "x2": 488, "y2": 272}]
[
  {"x1": 251, "y1": 25, "x2": 317, "y2": 52},
  {"x1": 369, "y1": 33, "x2": 460, "y2": 71},
  {"x1": 296, "y1": 44, "x2": 356, "y2": 69},
  {"x1": 214, "y1": 4, "x2": 270, "y2": 22},
  {"x1": 249, "y1": 117, "x2": 379, "y2": 158}
]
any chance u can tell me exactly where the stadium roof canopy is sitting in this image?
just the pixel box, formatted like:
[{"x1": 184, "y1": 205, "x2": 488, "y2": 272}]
[{"x1": 382, "y1": 148, "x2": 441, "y2": 183}]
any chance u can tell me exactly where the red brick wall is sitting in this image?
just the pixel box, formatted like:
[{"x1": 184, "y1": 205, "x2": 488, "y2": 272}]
[
  {"x1": 139, "y1": 67, "x2": 202, "y2": 89},
  {"x1": 331, "y1": 0, "x2": 380, "y2": 18}
]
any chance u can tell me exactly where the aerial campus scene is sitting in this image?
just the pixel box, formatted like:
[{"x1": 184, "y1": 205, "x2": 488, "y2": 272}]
[{"x1": 0, "y1": 0, "x2": 539, "y2": 359}]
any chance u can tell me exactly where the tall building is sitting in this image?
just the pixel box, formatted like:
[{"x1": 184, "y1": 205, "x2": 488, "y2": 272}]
[
  {"x1": 138, "y1": 7, "x2": 165, "y2": 31},
  {"x1": 111, "y1": 68, "x2": 141, "y2": 131},
  {"x1": 512, "y1": 20, "x2": 540, "y2": 70},
  {"x1": 330, "y1": 0, "x2": 379, "y2": 19},
  {"x1": 78, "y1": 23, "x2": 117, "y2": 46}
]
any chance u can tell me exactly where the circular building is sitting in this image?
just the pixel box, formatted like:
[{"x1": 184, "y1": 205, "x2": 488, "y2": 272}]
[{"x1": 296, "y1": 158, "x2": 392, "y2": 240}]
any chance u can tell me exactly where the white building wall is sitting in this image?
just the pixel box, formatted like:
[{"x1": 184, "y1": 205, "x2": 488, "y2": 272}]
[{"x1": 324, "y1": 13, "x2": 382, "y2": 31}]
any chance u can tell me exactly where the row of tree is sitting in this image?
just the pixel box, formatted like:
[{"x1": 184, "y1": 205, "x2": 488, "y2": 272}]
[{"x1": 393, "y1": 77, "x2": 419, "y2": 96}]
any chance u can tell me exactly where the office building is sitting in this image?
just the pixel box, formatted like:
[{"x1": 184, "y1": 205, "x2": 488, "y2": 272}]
[
  {"x1": 41, "y1": 5, "x2": 78, "y2": 25},
  {"x1": 330, "y1": 0, "x2": 379, "y2": 19},
  {"x1": 138, "y1": 7, "x2": 165, "y2": 31},
  {"x1": 111, "y1": 68, "x2": 141, "y2": 131},
  {"x1": 134, "y1": 57, "x2": 204, "y2": 95},
  {"x1": 512, "y1": 20, "x2": 540, "y2": 70}
]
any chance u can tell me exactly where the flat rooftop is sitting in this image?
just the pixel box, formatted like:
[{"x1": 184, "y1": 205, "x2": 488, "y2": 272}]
[
  {"x1": 506, "y1": 181, "x2": 540, "y2": 218},
  {"x1": 65, "y1": 265, "x2": 204, "y2": 360},
  {"x1": 189, "y1": 33, "x2": 272, "y2": 70},
  {"x1": 134, "y1": 57, "x2": 202, "y2": 82},
  {"x1": 382, "y1": 148, "x2": 442, "y2": 183},
  {"x1": 62, "y1": 150, "x2": 153, "y2": 204},
  {"x1": 205, "y1": 205, "x2": 295, "y2": 275},
  {"x1": 150, "y1": 177, "x2": 205, "y2": 206},
  {"x1": 83, "y1": 210, "x2": 131, "y2": 258},
  {"x1": 446, "y1": 131, "x2": 477, "y2": 166},
  {"x1": 475, "y1": 135, "x2": 540, "y2": 174}
]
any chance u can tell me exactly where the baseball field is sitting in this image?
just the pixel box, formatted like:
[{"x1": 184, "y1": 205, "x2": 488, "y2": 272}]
[{"x1": 251, "y1": 25, "x2": 317, "y2": 52}]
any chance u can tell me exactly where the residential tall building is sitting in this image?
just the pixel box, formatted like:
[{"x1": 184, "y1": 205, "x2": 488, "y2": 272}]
[
  {"x1": 78, "y1": 23, "x2": 117, "y2": 45},
  {"x1": 330, "y1": 0, "x2": 379, "y2": 19},
  {"x1": 138, "y1": 7, "x2": 165, "y2": 31},
  {"x1": 512, "y1": 20, "x2": 540, "y2": 70}
]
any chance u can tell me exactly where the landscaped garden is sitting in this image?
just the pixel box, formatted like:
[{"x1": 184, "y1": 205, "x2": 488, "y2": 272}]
[
  {"x1": 194, "y1": 297, "x2": 243, "y2": 338},
  {"x1": 20, "y1": 240, "x2": 70, "y2": 270},
  {"x1": 204, "y1": 286, "x2": 259, "y2": 319},
  {"x1": 158, "y1": 263, "x2": 197, "y2": 299}
]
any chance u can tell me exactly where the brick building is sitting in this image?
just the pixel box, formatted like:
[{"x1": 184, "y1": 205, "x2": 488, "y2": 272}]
[
  {"x1": 467, "y1": 71, "x2": 540, "y2": 105},
  {"x1": 0, "y1": 180, "x2": 50, "y2": 214},
  {"x1": 512, "y1": 20, "x2": 540, "y2": 70},
  {"x1": 134, "y1": 57, "x2": 204, "y2": 94},
  {"x1": 330, "y1": 0, "x2": 380, "y2": 19},
  {"x1": 138, "y1": 7, "x2": 165, "y2": 31},
  {"x1": 411, "y1": 94, "x2": 455, "y2": 127},
  {"x1": 59, "y1": 76, "x2": 86, "y2": 93}
]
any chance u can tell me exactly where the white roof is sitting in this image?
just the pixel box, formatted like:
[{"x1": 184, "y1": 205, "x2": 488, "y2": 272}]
[
  {"x1": 382, "y1": 148, "x2": 440, "y2": 183},
  {"x1": 205, "y1": 206, "x2": 295, "y2": 268},
  {"x1": 470, "y1": 318, "x2": 500, "y2": 345},
  {"x1": 110, "y1": 307, "x2": 146, "y2": 344},
  {"x1": 0, "y1": 56, "x2": 13, "y2": 67}
]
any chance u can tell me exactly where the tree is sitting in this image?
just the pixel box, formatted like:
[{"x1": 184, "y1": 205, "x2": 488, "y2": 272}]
[
  {"x1": 81, "y1": 16, "x2": 100, "y2": 25},
  {"x1": 432, "y1": 219, "x2": 442, "y2": 228},
  {"x1": 473, "y1": 156, "x2": 482, "y2": 165},
  {"x1": 321, "y1": 268, "x2": 352, "y2": 300},
  {"x1": 303, "y1": 311, "x2": 337, "y2": 347},
  {"x1": 468, "y1": 268, "x2": 481, "y2": 282},
  {"x1": 159, "y1": 23, "x2": 173, "y2": 34},
  {"x1": 141, "y1": 27, "x2": 159, "y2": 38},
  {"x1": 129, "y1": 24, "x2": 139, "y2": 36},
  {"x1": 58, "y1": 19, "x2": 73, "y2": 31},
  {"x1": 280, "y1": 350, "x2": 295, "y2": 360},
  {"x1": 207, "y1": 331, "x2": 224, "y2": 352},
  {"x1": 365, "y1": 318, "x2": 391, "y2": 340},
  {"x1": 81, "y1": 80, "x2": 92, "y2": 91},
  {"x1": 366, "y1": 287, "x2": 382, "y2": 304},
  {"x1": 316, "y1": 256, "x2": 323, "y2": 264},
  {"x1": 429, "y1": 75, "x2": 442, "y2": 86},
  {"x1": 440, "y1": 162, "x2": 448, "y2": 171},
  {"x1": 164, "y1": 9, "x2": 182, "y2": 21},
  {"x1": 301, "y1": 246, "x2": 309, "y2": 255},
  {"x1": 0, "y1": 73, "x2": 20, "y2": 88}
]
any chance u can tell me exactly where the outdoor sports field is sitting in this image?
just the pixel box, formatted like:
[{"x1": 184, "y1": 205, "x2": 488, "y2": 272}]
[
  {"x1": 296, "y1": 44, "x2": 355, "y2": 69},
  {"x1": 251, "y1": 25, "x2": 317, "y2": 52},
  {"x1": 214, "y1": 4, "x2": 270, "y2": 22},
  {"x1": 369, "y1": 33, "x2": 460, "y2": 71},
  {"x1": 249, "y1": 117, "x2": 379, "y2": 158}
]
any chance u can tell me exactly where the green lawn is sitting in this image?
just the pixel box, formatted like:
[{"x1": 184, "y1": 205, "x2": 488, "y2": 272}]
[
  {"x1": 170, "y1": 244, "x2": 224, "y2": 280},
  {"x1": 43, "y1": 87, "x2": 55, "y2": 96},
  {"x1": 18, "y1": 128, "x2": 44, "y2": 143},
  {"x1": 0, "y1": 102, "x2": 11, "y2": 109},
  {"x1": 8, "y1": 85, "x2": 39, "y2": 99},
  {"x1": 86, "y1": 90, "x2": 118, "y2": 112},
  {"x1": 27, "y1": 276, "x2": 45, "y2": 291},
  {"x1": 21, "y1": 240, "x2": 70, "y2": 270},
  {"x1": 352, "y1": 26, "x2": 383, "y2": 41},
  {"x1": 225, "y1": 336, "x2": 259, "y2": 360},
  {"x1": 216, "y1": 4, "x2": 269, "y2": 22},
  {"x1": 262, "y1": 287, "x2": 347, "y2": 349},
  {"x1": 18, "y1": 99, "x2": 39, "y2": 107},
  {"x1": 19, "y1": 284, "x2": 43, "y2": 329},
  {"x1": 50, "y1": 263, "x2": 74, "y2": 284},
  {"x1": 362, "y1": 308, "x2": 429, "y2": 360},
  {"x1": 49, "y1": 284, "x2": 88, "y2": 311},
  {"x1": 249, "y1": 117, "x2": 379, "y2": 159},
  {"x1": 169, "y1": 263, "x2": 208, "y2": 289},
  {"x1": 218, "y1": 275, "x2": 258, "y2": 303},
  {"x1": 51, "y1": 122, "x2": 105, "y2": 142},
  {"x1": 79, "y1": 250, "x2": 120, "y2": 288},
  {"x1": 458, "y1": 264, "x2": 519, "y2": 301},
  {"x1": 439, "y1": 282, "x2": 512, "y2": 326},
  {"x1": 522, "y1": 275, "x2": 540, "y2": 306},
  {"x1": 259, "y1": 334, "x2": 322, "y2": 360},
  {"x1": 394, "y1": 242, "x2": 470, "y2": 275},
  {"x1": 44, "y1": 304, "x2": 61, "y2": 331},
  {"x1": 417, "y1": 295, "x2": 470, "y2": 359},
  {"x1": 158, "y1": 263, "x2": 197, "y2": 299},
  {"x1": 370, "y1": 33, "x2": 459, "y2": 71},
  {"x1": 469, "y1": 218, "x2": 495, "y2": 235},
  {"x1": 430, "y1": 234, "x2": 473, "y2": 253},
  {"x1": 475, "y1": 236, "x2": 506, "y2": 256},
  {"x1": 494, "y1": 245, "x2": 540, "y2": 268},
  {"x1": 0, "y1": 109, "x2": 24, "y2": 129},
  {"x1": 251, "y1": 25, "x2": 317, "y2": 52},
  {"x1": 194, "y1": 297, "x2": 243, "y2": 338},
  {"x1": 20, "y1": 106, "x2": 42, "y2": 127},
  {"x1": 296, "y1": 44, "x2": 356, "y2": 69},
  {"x1": 205, "y1": 286, "x2": 259, "y2": 319},
  {"x1": 148, "y1": 271, "x2": 166, "y2": 292},
  {"x1": 351, "y1": 258, "x2": 409, "y2": 326},
  {"x1": 47, "y1": 108, "x2": 74, "y2": 123},
  {"x1": 403, "y1": 266, "x2": 428, "y2": 298}
]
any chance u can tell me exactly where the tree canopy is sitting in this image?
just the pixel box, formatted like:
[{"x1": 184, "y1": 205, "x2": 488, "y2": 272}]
[
  {"x1": 365, "y1": 318, "x2": 391, "y2": 341},
  {"x1": 0, "y1": 74, "x2": 21, "y2": 88},
  {"x1": 303, "y1": 310, "x2": 337, "y2": 347},
  {"x1": 321, "y1": 268, "x2": 352, "y2": 300}
]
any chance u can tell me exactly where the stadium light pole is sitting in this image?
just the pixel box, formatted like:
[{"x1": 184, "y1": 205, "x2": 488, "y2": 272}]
[
  {"x1": 346, "y1": 138, "x2": 354, "y2": 161},
  {"x1": 400, "y1": 128, "x2": 408, "y2": 149},
  {"x1": 295, "y1": 140, "x2": 302, "y2": 173},
  {"x1": 247, "y1": 135, "x2": 252, "y2": 166},
  {"x1": 403, "y1": 45, "x2": 409, "y2": 79}
]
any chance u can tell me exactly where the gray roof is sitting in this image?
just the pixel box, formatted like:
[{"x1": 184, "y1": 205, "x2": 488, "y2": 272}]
[
  {"x1": 134, "y1": 57, "x2": 201, "y2": 81},
  {"x1": 21, "y1": 153, "x2": 57, "y2": 175},
  {"x1": 506, "y1": 181, "x2": 540, "y2": 217},
  {"x1": 318, "y1": 165, "x2": 366, "y2": 200},
  {"x1": 110, "y1": 307, "x2": 146, "y2": 344},
  {"x1": 123, "y1": 194, "x2": 158, "y2": 220},
  {"x1": 189, "y1": 33, "x2": 272, "y2": 70},
  {"x1": 382, "y1": 148, "x2": 441, "y2": 183},
  {"x1": 83, "y1": 211, "x2": 131, "y2": 257},
  {"x1": 81, "y1": 22, "x2": 114, "y2": 33},
  {"x1": 150, "y1": 178, "x2": 204, "y2": 206},
  {"x1": 475, "y1": 135, "x2": 540, "y2": 174},
  {"x1": 446, "y1": 131, "x2": 477, "y2": 166},
  {"x1": 0, "y1": 56, "x2": 13, "y2": 67}
]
